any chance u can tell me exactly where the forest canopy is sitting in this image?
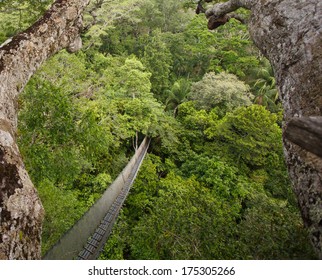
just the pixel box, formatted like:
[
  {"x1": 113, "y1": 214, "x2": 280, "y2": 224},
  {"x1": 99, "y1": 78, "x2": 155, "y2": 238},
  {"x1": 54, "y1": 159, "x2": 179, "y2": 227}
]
[{"x1": 0, "y1": 0, "x2": 318, "y2": 259}]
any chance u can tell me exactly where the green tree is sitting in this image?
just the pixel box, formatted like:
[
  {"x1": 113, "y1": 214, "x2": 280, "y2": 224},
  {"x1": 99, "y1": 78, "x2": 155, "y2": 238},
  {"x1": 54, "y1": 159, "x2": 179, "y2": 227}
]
[
  {"x1": 37, "y1": 179, "x2": 86, "y2": 255},
  {"x1": 205, "y1": 105, "x2": 282, "y2": 170},
  {"x1": 189, "y1": 71, "x2": 253, "y2": 114},
  {"x1": 130, "y1": 173, "x2": 239, "y2": 259},
  {"x1": 115, "y1": 57, "x2": 152, "y2": 99},
  {"x1": 238, "y1": 192, "x2": 316, "y2": 259},
  {"x1": 142, "y1": 30, "x2": 173, "y2": 100},
  {"x1": 0, "y1": 0, "x2": 52, "y2": 42},
  {"x1": 176, "y1": 101, "x2": 217, "y2": 153},
  {"x1": 251, "y1": 59, "x2": 280, "y2": 113},
  {"x1": 18, "y1": 77, "x2": 88, "y2": 187},
  {"x1": 165, "y1": 78, "x2": 191, "y2": 116},
  {"x1": 110, "y1": 57, "x2": 164, "y2": 148},
  {"x1": 180, "y1": 154, "x2": 249, "y2": 200}
]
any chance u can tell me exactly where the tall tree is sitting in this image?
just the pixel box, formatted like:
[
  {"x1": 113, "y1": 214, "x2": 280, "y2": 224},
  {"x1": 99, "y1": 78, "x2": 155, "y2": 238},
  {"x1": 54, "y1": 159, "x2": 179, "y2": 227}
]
[
  {"x1": 0, "y1": 0, "x2": 90, "y2": 259},
  {"x1": 188, "y1": 72, "x2": 253, "y2": 114},
  {"x1": 200, "y1": 0, "x2": 322, "y2": 258}
]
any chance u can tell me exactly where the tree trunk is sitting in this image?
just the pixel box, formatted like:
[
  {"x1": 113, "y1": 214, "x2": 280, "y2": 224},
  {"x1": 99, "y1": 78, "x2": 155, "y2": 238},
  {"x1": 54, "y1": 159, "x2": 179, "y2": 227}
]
[
  {"x1": 206, "y1": 0, "x2": 322, "y2": 258},
  {"x1": 0, "y1": 0, "x2": 90, "y2": 260}
]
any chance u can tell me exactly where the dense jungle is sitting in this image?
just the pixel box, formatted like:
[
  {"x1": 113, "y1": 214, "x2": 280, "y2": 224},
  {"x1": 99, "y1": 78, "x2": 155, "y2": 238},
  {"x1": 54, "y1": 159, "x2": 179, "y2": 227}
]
[{"x1": 0, "y1": 0, "x2": 318, "y2": 259}]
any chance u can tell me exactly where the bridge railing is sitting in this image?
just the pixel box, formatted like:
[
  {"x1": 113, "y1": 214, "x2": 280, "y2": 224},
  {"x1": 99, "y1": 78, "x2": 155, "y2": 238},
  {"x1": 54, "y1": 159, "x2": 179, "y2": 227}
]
[{"x1": 43, "y1": 137, "x2": 150, "y2": 260}]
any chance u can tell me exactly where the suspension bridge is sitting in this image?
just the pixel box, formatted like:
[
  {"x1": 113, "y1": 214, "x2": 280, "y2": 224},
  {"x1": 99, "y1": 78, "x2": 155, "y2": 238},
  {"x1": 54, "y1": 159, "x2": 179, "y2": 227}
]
[{"x1": 43, "y1": 137, "x2": 150, "y2": 260}]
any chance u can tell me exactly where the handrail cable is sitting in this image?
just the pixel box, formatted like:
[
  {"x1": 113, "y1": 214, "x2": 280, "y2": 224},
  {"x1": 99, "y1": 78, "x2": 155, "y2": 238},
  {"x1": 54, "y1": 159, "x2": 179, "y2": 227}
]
[{"x1": 43, "y1": 137, "x2": 150, "y2": 260}]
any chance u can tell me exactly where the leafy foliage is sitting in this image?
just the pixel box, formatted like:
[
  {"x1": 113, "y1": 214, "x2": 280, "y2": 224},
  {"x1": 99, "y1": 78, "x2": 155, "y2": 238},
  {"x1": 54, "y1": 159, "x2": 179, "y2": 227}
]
[
  {"x1": 130, "y1": 173, "x2": 239, "y2": 259},
  {"x1": 189, "y1": 72, "x2": 253, "y2": 114},
  {"x1": 19, "y1": 77, "x2": 89, "y2": 187},
  {"x1": 7, "y1": 0, "x2": 315, "y2": 259},
  {"x1": 38, "y1": 179, "x2": 86, "y2": 255},
  {"x1": 205, "y1": 105, "x2": 282, "y2": 169},
  {"x1": 0, "y1": 0, "x2": 52, "y2": 42}
]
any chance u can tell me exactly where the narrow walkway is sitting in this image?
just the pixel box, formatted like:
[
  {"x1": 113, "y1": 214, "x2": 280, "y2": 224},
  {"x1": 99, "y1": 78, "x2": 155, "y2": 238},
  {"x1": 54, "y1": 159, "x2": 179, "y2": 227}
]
[{"x1": 43, "y1": 137, "x2": 150, "y2": 260}]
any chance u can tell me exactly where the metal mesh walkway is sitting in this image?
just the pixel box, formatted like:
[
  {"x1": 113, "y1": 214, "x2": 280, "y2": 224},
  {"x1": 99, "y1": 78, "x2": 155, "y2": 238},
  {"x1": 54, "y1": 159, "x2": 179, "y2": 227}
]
[{"x1": 43, "y1": 137, "x2": 150, "y2": 260}]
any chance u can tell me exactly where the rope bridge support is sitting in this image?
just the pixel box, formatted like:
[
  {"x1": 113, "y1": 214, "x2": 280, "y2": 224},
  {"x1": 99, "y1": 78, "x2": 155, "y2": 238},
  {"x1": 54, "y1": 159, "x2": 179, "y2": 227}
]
[{"x1": 43, "y1": 137, "x2": 150, "y2": 260}]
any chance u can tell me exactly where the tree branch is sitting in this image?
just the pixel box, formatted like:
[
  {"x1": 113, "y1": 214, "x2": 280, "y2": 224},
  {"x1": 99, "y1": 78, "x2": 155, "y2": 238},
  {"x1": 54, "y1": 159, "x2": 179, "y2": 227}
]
[
  {"x1": 204, "y1": 0, "x2": 253, "y2": 29},
  {"x1": 196, "y1": 0, "x2": 206, "y2": 14},
  {"x1": 0, "y1": 0, "x2": 90, "y2": 129},
  {"x1": 229, "y1": 13, "x2": 248, "y2": 24},
  {"x1": 284, "y1": 117, "x2": 322, "y2": 158},
  {"x1": 82, "y1": 0, "x2": 105, "y2": 33}
]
